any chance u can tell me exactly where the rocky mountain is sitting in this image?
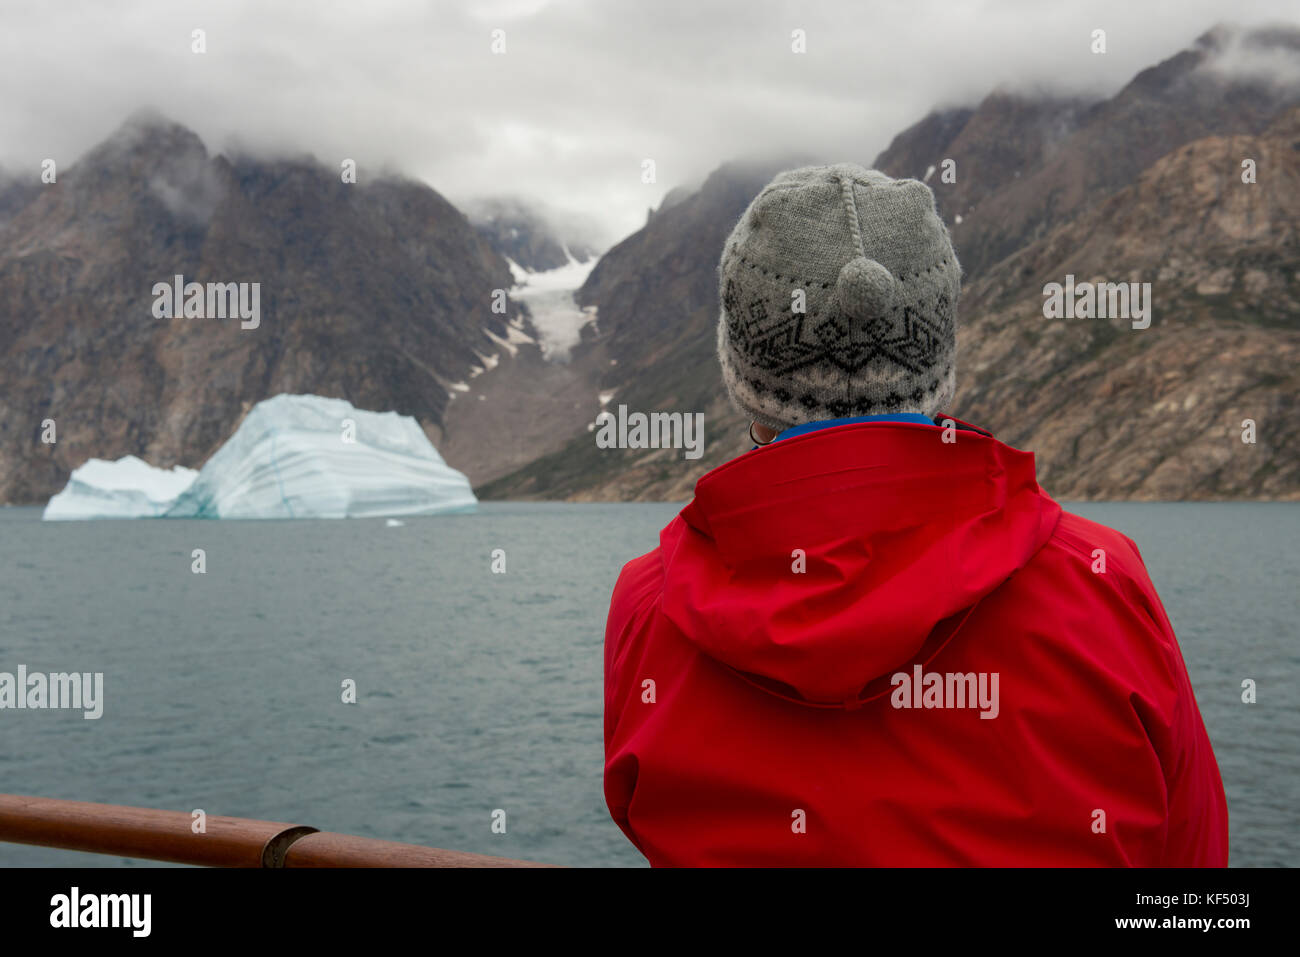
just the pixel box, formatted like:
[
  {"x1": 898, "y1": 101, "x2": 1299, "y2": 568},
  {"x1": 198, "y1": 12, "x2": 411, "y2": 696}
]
[
  {"x1": 481, "y1": 25, "x2": 1300, "y2": 502},
  {"x1": 0, "y1": 171, "x2": 40, "y2": 227},
  {"x1": 951, "y1": 104, "x2": 1300, "y2": 498},
  {"x1": 879, "y1": 25, "x2": 1300, "y2": 276},
  {"x1": 0, "y1": 113, "x2": 513, "y2": 504}
]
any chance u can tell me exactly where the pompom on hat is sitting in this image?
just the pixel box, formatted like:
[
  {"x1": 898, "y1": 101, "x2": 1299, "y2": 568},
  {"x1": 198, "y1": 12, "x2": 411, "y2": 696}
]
[{"x1": 717, "y1": 164, "x2": 961, "y2": 430}]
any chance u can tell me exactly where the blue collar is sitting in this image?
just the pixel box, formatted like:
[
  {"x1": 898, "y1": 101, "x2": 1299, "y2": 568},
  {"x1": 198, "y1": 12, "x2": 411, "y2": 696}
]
[{"x1": 773, "y1": 413, "x2": 934, "y2": 442}]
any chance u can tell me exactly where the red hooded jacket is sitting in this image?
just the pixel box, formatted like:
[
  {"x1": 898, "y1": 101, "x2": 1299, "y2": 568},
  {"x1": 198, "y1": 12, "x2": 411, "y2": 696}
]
[{"x1": 603, "y1": 417, "x2": 1228, "y2": 866}]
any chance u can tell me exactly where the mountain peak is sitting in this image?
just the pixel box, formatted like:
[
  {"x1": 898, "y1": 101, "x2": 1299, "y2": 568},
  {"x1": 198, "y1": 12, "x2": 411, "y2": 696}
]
[
  {"x1": 1195, "y1": 22, "x2": 1300, "y2": 55},
  {"x1": 83, "y1": 110, "x2": 210, "y2": 169}
]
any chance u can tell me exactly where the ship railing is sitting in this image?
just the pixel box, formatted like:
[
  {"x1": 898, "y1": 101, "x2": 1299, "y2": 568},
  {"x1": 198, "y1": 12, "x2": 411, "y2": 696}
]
[{"x1": 0, "y1": 794, "x2": 553, "y2": 867}]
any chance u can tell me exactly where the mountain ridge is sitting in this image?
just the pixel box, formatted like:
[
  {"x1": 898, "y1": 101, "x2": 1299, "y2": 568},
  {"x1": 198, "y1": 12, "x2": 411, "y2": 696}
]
[{"x1": 0, "y1": 114, "x2": 513, "y2": 503}]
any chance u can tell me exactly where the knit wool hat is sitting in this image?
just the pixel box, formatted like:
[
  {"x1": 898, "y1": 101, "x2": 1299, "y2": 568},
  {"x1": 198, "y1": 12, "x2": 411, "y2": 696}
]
[{"x1": 717, "y1": 163, "x2": 960, "y2": 430}]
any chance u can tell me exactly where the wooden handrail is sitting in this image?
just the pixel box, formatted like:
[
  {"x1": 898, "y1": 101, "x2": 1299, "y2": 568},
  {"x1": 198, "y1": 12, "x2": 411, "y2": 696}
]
[{"x1": 0, "y1": 794, "x2": 553, "y2": 868}]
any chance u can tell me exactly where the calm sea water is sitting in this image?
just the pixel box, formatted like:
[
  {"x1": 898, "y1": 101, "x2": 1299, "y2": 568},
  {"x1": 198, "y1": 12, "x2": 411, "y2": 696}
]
[{"x1": 0, "y1": 502, "x2": 1295, "y2": 867}]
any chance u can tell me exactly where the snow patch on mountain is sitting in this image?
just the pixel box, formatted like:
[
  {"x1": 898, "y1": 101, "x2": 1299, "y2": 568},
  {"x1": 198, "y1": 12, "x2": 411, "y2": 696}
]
[{"x1": 507, "y1": 247, "x2": 599, "y2": 360}]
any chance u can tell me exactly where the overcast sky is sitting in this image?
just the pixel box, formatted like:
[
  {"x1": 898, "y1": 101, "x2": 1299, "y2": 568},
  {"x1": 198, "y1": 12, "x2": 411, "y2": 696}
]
[{"x1": 1, "y1": 0, "x2": 1297, "y2": 246}]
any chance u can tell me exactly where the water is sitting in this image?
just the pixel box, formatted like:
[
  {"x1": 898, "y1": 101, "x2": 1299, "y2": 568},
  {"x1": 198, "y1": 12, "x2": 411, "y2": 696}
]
[{"x1": 0, "y1": 502, "x2": 1295, "y2": 867}]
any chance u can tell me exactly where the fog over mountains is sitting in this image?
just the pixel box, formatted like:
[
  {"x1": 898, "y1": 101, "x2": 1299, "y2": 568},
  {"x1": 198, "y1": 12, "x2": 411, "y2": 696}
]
[
  {"x1": 463, "y1": 196, "x2": 607, "y2": 272},
  {"x1": 1, "y1": 24, "x2": 1297, "y2": 505}
]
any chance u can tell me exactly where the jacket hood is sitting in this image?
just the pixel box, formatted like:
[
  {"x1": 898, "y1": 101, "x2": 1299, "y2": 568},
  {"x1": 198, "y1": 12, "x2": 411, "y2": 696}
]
[{"x1": 659, "y1": 418, "x2": 1061, "y2": 707}]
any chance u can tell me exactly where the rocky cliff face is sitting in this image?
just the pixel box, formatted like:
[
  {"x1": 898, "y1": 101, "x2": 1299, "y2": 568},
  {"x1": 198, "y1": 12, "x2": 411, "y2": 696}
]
[
  {"x1": 952, "y1": 105, "x2": 1300, "y2": 499},
  {"x1": 0, "y1": 172, "x2": 39, "y2": 227},
  {"x1": 0, "y1": 114, "x2": 513, "y2": 504},
  {"x1": 481, "y1": 25, "x2": 1300, "y2": 502}
]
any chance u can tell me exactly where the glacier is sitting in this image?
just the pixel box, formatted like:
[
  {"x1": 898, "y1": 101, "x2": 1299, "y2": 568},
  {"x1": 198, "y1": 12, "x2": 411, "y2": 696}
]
[
  {"x1": 42, "y1": 394, "x2": 477, "y2": 520},
  {"x1": 505, "y1": 249, "x2": 598, "y2": 360},
  {"x1": 43, "y1": 456, "x2": 199, "y2": 520}
]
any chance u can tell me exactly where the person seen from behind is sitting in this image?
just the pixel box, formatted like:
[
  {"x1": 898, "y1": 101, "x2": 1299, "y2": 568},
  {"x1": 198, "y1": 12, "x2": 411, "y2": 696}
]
[{"x1": 602, "y1": 163, "x2": 1229, "y2": 866}]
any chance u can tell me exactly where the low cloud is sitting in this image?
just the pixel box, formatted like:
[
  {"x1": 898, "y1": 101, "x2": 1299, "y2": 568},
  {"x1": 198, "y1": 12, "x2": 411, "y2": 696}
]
[
  {"x1": 1, "y1": 1, "x2": 1297, "y2": 242},
  {"x1": 1195, "y1": 22, "x2": 1300, "y2": 86}
]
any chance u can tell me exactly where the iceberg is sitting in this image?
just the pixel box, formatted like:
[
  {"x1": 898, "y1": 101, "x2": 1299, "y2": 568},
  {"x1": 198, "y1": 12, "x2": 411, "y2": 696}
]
[
  {"x1": 164, "y1": 394, "x2": 477, "y2": 519},
  {"x1": 43, "y1": 456, "x2": 199, "y2": 521},
  {"x1": 42, "y1": 395, "x2": 477, "y2": 520}
]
